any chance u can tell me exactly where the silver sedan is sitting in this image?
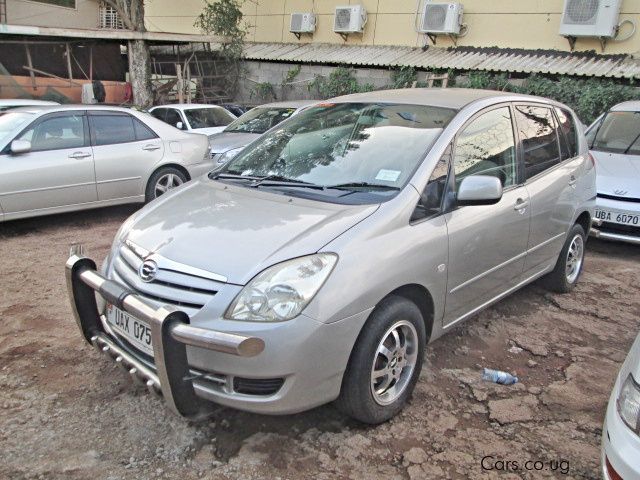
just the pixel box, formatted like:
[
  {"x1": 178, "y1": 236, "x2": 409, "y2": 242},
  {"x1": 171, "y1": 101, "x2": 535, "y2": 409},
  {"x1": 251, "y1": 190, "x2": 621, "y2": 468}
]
[{"x1": 0, "y1": 105, "x2": 212, "y2": 221}]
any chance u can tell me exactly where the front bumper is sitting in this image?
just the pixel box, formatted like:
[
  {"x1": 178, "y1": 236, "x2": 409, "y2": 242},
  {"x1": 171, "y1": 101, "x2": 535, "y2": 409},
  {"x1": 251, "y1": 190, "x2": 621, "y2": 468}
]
[
  {"x1": 591, "y1": 197, "x2": 640, "y2": 245},
  {"x1": 66, "y1": 247, "x2": 264, "y2": 418},
  {"x1": 601, "y1": 382, "x2": 640, "y2": 479}
]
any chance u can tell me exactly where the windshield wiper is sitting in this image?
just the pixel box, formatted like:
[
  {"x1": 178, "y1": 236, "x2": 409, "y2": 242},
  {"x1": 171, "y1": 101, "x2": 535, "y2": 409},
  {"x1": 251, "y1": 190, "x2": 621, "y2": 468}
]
[
  {"x1": 250, "y1": 175, "x2": 325, "y2": 189},
  {"x1": 209, "y1": 171, "x2": 260, "y2": 181},
  {"x1": 325, "y1": 182, "x2": 401, "y2": 191}
]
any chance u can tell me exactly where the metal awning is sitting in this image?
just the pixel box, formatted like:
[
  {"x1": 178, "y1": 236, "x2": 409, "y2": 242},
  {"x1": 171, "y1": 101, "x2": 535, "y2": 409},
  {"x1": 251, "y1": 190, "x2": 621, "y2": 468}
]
[{"x1": 233, "y1": 42, "x2": 640, "y2": 79}]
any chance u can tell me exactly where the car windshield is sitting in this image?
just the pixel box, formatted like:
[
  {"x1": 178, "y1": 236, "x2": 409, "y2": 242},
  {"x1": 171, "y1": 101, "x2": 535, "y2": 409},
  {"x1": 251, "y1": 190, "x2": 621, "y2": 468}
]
[
  {"x1": 224, "y1": 107, "x2": 297, "y2": 134},
  {"x1": 0, "y1": 112, "x2": 34, "y2": 146},
  {"x1": 215, "y1": 102, "x2": 457, "y2": 203},
  {"x1": 589, "y1": 111, "x2": 640, "y2": 155},
  {"x1": 184, "y1": 107, "x2": 236, "y2": 129}
]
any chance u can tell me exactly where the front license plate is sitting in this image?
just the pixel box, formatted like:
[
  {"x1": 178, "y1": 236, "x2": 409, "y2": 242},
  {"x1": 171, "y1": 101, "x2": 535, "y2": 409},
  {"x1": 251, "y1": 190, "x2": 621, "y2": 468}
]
[
  {"x1": 106, "y1": 304, "x2": 154, "y2": 356},
  {"x1": 595, "y1": 209, "x2": 640, "y2": 226}
]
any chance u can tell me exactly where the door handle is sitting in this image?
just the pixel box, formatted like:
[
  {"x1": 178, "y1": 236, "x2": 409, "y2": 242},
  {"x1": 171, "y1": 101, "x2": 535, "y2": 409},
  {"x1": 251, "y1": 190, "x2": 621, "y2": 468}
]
[
  {"x1": 568, "y1": 175, "x2": 577, "y2": 187},
  {"x1": 68, "y1": 151, "x2": 91, "y2": 159},
  {"x1": 142, "y1": 144, "x2": 161, "y2": 151},
  {"x1": 514, "y1": 198, "x2": 529, "y2": 212}
]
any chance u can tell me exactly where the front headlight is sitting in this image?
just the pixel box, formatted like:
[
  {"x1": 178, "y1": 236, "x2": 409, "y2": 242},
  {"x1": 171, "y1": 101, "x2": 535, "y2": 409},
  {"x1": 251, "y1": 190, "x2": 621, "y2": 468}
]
[
  {"x1": 225, "y1": 253, "x2": 338, "y2": 322},
  {"x1": 617, "y1": 374, "x2": 640, "y2": 435},
  {"x1": 217, "y1": 147, "x2": 244, "y2": 164}
]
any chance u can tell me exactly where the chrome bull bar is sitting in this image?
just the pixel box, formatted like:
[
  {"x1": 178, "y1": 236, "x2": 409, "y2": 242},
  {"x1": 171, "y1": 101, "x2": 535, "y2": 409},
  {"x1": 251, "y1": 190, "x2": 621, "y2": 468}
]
[{"x1": 65, "y1": 246, "x2": 265, "y2": 418}]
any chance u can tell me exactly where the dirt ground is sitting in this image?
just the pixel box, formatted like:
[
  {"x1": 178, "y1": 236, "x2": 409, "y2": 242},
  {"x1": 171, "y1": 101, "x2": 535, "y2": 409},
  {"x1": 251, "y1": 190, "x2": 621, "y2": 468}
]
[{"x1": 1, "y1": 205, "x2": 639, "y2": 480}]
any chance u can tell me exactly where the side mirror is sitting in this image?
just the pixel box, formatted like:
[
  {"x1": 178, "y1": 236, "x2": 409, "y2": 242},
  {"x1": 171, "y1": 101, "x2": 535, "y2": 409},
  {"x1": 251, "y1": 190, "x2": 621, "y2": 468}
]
[
  {"x1": 10, "y1": 139, "x2": 31, "y2": 154},
  {"x1": 176, "y1": 121, "x2": 184, "y2": 130},
  {"x1": 457, "y1": 175, "x2": 503, "y2": 206}
]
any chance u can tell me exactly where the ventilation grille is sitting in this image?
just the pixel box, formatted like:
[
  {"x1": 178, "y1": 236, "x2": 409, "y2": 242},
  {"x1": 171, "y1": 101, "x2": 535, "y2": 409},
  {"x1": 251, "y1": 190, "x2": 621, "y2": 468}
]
[
  {"x1": 423, "y1": 4, "x2": 449, "y2": 31},
  {"x1": 564, "y1": 0, "x2": 600, "y2": 25},
  {"x1": 335, "y1": 8, "x2": 352, "y2": 30},
  {"x1": 291, "y1": 13, "x2": 303, "y2": 32}
]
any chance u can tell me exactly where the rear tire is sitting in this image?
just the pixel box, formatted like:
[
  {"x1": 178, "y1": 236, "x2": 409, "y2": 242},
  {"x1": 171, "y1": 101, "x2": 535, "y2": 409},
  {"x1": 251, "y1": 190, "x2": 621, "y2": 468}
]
[
  {"x1": 145, "y1": 167, "x2": 188, "y2": 203},
  {"x1": 543, "y1": 223, "x2": 586, "y2": 293},
  {"x1": 336, "y1": 296, "x2": 426, "y2": 424}
]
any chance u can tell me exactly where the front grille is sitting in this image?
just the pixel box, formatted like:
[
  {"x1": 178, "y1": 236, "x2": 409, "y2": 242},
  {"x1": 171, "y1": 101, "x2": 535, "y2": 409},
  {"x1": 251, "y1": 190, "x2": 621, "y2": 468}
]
[
  {"x1": 233, "y1": 377, "x2": 284, "y2": 396},
  {"x1": 601, "y1": 221, "x2": 640, "y2": 236},
  {"x1": 111, "y1": 243, "x2": 223, "y2": 317},
  {"x1": 597, "y1": 193, "x2": 640, "y2": 204}
]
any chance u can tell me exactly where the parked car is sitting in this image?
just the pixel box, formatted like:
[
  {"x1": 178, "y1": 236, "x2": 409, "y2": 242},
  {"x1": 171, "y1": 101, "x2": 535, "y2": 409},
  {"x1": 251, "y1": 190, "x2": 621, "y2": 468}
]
[
  {"x1": 586, "y1": 101, "x2": 640, "y2": 245},
  {"x1": 601, "y1": 330, "x2": 640, "y2": 480},
  {"x1": 66, "y1": 89, "x2": 595, "y2": 424},
  {"x1": 221, "y1": 103, "x2": 249, "y2": 118},
  {"x1": 0, "y1": 105, "x2": 211, "y2": 221},
  {"x1": 149, "y1": 104, "x2": 237, "y2": 136},
  {"x1": 0, "y1": 99, "x2": 59, "y2": 112},
  {"x1": 207, "y1": 100, "x2": 317, "y2": 165}
]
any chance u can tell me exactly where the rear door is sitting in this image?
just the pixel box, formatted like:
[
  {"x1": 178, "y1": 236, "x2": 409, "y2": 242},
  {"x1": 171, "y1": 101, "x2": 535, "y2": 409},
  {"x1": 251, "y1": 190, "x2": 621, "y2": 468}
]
[
  {"x1": 0, "y1": 111, "x2": 96, "y2": 216},
  {"x1": 443, "y1": 105, "x2": 530, "y2": 326},
  {"x1": 515, "y1": 104, "x2": 583, "y2": 275},
  {"x1": 89, "y1": 111, "x2": 164, "y2": 201}
]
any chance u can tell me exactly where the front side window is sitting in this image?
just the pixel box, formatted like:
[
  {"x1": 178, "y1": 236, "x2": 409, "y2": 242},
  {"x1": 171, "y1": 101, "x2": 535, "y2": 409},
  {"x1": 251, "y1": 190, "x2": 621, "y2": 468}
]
[
  {"x1": 555, "y1": 108, "x2": 579, "y2": 160},
  {"x1": 589, "y1": 111, "x2": 640, "y2": 155},
  {"x1": 184, "y1": 108, "x2": 235, "y2": 129},
  {"x1": 164, "y1": 109, "x2": 183, "y2": 127},
  {"x1": 515, "y1": 105, "x2": 561, "y2": 180},
  {"x1": 224, "y1": 107, "x2": 297, "y2": 134},
  {"x1": 453, "y1": 107, "x2": 517, "y2": 188},
  {"x1": 18, "y1": 114, "x2": 85, "y2": 152},
  {"x1": 90, "y1": 115, "x2": 136, "y2": 146},
  {"x1": 150, "y1": 108, "x2": 167, "y2": 122},
  {"x1": 217, "y1": 102, "x2": 457, "y2": 204}
]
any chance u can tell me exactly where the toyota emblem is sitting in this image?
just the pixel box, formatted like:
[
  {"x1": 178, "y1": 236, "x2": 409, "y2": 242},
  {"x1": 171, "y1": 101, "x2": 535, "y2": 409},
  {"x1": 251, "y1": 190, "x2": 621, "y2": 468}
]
[{"x1": 139, "y1": 259, "x2": 158, "y2": 282}]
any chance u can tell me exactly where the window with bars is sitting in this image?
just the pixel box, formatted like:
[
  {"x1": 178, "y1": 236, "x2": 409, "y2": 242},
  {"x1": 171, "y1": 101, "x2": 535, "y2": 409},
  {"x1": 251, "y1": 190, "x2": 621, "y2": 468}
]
[{"x1": 99, "y1": 2, "x2": 124, "y2": 29}]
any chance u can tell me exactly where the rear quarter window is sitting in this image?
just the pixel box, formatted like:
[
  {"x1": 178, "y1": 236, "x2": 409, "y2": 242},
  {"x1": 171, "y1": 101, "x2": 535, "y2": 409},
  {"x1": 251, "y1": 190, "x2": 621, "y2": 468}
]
[{"x1": 555, "y1": 108, "x2": 579, "y2": 159}]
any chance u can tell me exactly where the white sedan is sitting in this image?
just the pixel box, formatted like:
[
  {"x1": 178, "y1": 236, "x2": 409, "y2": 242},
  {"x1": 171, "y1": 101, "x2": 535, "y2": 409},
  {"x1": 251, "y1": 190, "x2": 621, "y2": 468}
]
[
  {"x1": 602, "y1": 330, "x2": 640, "y2": 479},
  {"x1": 586, "y1": 101, "x2": 640, "y2": 245},
  {"x1": 149, "y1": 104, "x2": 237, "y2": 136}
]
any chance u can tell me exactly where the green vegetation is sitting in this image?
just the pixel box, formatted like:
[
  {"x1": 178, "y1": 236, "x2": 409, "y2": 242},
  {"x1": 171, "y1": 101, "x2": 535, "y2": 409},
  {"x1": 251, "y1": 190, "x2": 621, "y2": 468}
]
[
  {"x1": 252, "y1": 81, "x2": 276, "y2": 101},
  {"x1": 309, "y1": 67, "x2": 374, "y2": 98},
  {"x1": 195, "y1": 0, "x2": 247, "y2": 61}
]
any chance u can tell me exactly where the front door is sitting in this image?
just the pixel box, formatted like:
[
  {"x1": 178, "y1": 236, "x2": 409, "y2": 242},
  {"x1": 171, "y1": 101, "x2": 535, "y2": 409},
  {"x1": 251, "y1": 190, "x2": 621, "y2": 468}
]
[
  {"x1": 0, "y1": 112, "x2": 96, "y2": 217},
  {"x1": 443, "y1": 105, "x2": 530, "y2": 327}
]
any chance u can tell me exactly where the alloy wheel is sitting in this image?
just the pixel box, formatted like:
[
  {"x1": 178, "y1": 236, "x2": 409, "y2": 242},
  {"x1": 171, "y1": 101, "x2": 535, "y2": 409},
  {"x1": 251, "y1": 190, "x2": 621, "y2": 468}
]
[
  {"x1": 154, "y1": 173, "x2": 183, "y2": 198},
  {"x1": 565, "y1": 234, "x2": 584, "y2": 284}
]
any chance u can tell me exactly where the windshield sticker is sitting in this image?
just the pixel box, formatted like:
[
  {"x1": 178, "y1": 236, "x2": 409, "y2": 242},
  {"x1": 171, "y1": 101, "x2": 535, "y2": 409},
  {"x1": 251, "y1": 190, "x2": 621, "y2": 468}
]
[{"x1": 375, "y1": 169, "x2": 401, "y2": 182}]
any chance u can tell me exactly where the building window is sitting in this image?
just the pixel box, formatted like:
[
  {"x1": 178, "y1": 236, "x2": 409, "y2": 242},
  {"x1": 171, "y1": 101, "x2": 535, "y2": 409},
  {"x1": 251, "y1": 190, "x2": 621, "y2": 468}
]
[
  {"x1": 99, "y1": 2, "x2": 124, "y2": 29},
  {"x1": 31, "y1": 0, "x2": 76, "y2": 8}
]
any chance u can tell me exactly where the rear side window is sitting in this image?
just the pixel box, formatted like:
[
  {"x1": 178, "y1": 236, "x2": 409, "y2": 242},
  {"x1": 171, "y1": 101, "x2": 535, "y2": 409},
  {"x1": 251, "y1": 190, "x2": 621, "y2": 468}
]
[
  {"x1": 515, "y1": 105, "x2": 561, "y2": 180},
  {"x1": 555, "y1": 108, "x2": 579, "y2": 160},
  {"x1": 90, "y1": 114, "x2": 136, "y2": 146},
  {"x1": 133, "y1": 118, "x2": 158, "y2": 141}
]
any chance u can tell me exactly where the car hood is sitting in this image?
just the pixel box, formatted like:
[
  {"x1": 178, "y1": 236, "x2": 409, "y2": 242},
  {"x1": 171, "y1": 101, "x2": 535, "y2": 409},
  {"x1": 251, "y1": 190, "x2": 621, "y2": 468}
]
[
  {"x1": 207, "y1": 131, "x2": 260, "y2": 154},
  {"x1": 124, "y1": 178, "x2": 378, "y2": 285},
  {"x1": 592, "y1": 150, "x2": 640, "y2": 196}
]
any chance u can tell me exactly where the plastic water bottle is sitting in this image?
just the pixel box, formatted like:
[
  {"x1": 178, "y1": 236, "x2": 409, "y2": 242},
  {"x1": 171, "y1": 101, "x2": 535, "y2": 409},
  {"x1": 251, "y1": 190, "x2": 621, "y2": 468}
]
[{"x1": 482, "y1": 368, "x2": 518, "y2": 385}]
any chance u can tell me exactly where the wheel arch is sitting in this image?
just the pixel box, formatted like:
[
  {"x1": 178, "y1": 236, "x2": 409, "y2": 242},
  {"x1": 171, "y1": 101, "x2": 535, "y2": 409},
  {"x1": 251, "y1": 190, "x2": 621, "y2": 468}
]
[
  {"x1": 380, "y1": 284, "x2": 435, "y2": 343},
  {"x1": 148, "y1": 163, "x2": 191, "y2": 184},
  {"x1": 574, "y1": 210, "x2": 591, "y2": 235}
]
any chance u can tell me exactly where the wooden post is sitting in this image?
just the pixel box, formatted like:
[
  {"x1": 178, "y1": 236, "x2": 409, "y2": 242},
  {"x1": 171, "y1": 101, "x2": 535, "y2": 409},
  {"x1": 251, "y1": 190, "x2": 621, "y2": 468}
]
[
  {"x1": 176, "y1": 64, "x2": 184, "y2": 103},
  {"x1": 65, "y1": 42, "x2": 73, "y2": 86},
  {"x1": 24, "y1": 44, "x2": 37, "y2": 91},
  {"x1": 89, "y1": 45, "x2": 93, "y2": 81}
]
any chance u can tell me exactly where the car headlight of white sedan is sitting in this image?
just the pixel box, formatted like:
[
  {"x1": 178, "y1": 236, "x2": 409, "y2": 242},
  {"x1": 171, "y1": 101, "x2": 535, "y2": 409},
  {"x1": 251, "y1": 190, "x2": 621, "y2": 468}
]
[
  {"x1": 225, "y1": 253, "x2": 337, "y2": 322},
  {"x1": 617, "y1": 374, "x2": 640, "y2": 435}
]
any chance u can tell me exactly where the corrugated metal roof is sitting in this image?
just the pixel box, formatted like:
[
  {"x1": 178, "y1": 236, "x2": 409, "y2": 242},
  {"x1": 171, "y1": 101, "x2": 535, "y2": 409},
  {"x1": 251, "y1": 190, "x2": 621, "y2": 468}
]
[{"x1": 234, "y1": 42, "x2": 640, "y2": 79}]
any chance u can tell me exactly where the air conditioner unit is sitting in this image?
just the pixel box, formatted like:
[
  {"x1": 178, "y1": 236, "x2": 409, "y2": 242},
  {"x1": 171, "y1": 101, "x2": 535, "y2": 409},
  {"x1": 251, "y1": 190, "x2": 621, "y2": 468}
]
[
  {"x1": 559, "y1": 0, "x2": 622, "y2": 38},
  {"x1": 290, "y1": 12, "x2": 316, "y2": 34},
  {"x1": 334, "y1": 5, "x2": 367, "y2": 33},
  {"x1": 420, "y1": 2, "x2": 463, "y2": 34}
]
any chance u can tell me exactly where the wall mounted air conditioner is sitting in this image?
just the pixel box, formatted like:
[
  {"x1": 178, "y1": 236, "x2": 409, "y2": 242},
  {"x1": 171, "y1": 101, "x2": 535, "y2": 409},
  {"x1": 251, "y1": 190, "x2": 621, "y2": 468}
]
[
  {"x1": 290, "y1": 12, "x2": 316, "y2": 34},
  {"x1": 559, "y1": 0, "x2": 622, "y2": 38},
  {"x1": 334, "y1": 5, "x2": 367, "y2": 34},
  {"x1": 420, "y1": 2, "x2": 463, "y2": 34}
]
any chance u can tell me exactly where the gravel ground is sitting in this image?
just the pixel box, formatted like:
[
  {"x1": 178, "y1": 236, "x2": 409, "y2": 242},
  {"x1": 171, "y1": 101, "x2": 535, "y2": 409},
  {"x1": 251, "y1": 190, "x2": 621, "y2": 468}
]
[{"x1": 0, "y1": 205, "x2": 639, "y2": 480}]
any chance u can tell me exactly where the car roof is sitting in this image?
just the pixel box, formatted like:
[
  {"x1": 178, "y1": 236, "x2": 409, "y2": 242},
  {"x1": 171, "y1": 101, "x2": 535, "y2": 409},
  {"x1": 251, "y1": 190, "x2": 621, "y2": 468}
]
[
  {"x1": 327, "y1": 88, "x2": 554, "y2": 109},
  {"x1": 7, "y1": 104, "x2": 146, "y2": 114},
  {"x1": 152, "y1": 103, "x2": 228, "y2": 110},
  {"x1": 610, "y1": 100, "x2": 640, "y2": 112},
  {"x1": 253, "y1": 100, "x2": 319, "y2": 110}
]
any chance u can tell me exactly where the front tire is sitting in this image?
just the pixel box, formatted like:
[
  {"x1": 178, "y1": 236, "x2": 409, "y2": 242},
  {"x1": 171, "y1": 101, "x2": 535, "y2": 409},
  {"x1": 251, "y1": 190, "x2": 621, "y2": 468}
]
[
  {"x1": 336, "y1": 296, "x2": 426, "y2": 424},
  {"x1": 543, "y1": 223, "x2": 586, "y2": 293},
  {"x1": 145, "y1": 167, "x2": 188, "y2": 202}
]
